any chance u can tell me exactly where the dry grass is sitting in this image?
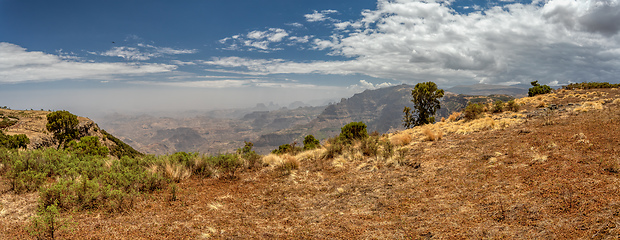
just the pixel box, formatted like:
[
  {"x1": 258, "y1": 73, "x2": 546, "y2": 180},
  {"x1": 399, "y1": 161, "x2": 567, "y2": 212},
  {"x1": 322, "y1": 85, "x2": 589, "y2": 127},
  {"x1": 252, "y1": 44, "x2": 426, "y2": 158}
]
[
  {"x1": 389, "y1": 131, "x2": 412, "y2": 146},
  {"x1": 3, "y1": 88, "x2": 620, "y2": 239},
  {"x1": 163, "y1": 162, "x2": 191, "y2": 182},
  {"x1": 422, "y1": 127, "x2": 443, "y2": 141},
  {"x1": 447, "y1": 111, "x2": 461, "y2": 122}
]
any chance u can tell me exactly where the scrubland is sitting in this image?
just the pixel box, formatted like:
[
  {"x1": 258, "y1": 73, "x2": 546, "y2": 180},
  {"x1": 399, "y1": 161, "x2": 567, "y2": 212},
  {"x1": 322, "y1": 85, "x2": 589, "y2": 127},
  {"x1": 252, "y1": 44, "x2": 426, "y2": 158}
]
[{"x1": 2, "y1": 87, "x2": 620, "y2": 239}]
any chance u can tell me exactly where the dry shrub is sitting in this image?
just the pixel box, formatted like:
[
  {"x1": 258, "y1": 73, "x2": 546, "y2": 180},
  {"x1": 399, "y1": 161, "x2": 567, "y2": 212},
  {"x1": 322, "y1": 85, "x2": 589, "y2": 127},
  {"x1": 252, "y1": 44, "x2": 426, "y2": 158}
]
[
  {"x1": 390, "y1": 132, "x2": 412, "y2": 146},
  {"x1": 422, "y1": 127, "x2": 443, "y2": 141},
  {"x1": 262, "y1": 154, "x2": 283, "y2": 166},
  {"x1": 164, "y1": 162, "x2": 191, "y2": 183},
  {"x1": 448, "y1": 111, "x2": 461, "y2": 122},
  {"x1": 440, "y1": 117, "x2": 446, "y2": 122},
  {"x1": 574, "y1": 100, "x2": 604, "y2": 112},
  {"x1": 613, "y1": 98, "x2": 620, "y2": 105},
  {"x1": 274, "y1": 155, "x2": 299, "y2": 176}
]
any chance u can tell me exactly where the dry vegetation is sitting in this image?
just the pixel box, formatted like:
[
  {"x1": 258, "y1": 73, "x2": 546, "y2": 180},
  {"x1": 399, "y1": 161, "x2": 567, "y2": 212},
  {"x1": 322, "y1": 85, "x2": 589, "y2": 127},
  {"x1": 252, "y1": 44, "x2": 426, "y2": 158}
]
[{"x1": 2, "y1": 88, "x2": 620, "y2": 239}]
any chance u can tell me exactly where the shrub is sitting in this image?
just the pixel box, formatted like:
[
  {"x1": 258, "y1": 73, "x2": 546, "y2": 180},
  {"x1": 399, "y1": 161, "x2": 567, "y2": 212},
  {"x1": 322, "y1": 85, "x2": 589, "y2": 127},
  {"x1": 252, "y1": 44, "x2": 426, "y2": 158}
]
[
  {"x1": 27, "y1": 202, "x2": 73, "y2": 240},
  {"x1": 66, "y1": 136, "x2": 109, "y2": 157},
  {"x1": 236, "y1": 141, "x2": 262, "y2": 169},
  {"x1": 303, "y1": 135, "x2": 320, "y2": 150},
  {"x1": 492, "y1": 100, "x2": 504, "y2": 113},
  {"x1": 322, "y1": 137, "x2": 344, "y2": 159},
  {"x1": 360, "y1": 137, "x2": 379, "y2": 157},
  {"x1": 209, "y1": 153, "x2": 243, "y2": 179},
  {"x1": 274, "y1": 155, "x2": 299, "y2": 176},
  {"x1": 563, "y1": 82, "x2": 620, "y2": 90},
  {"x1": 339, "y1": 122, "x2": 368, "y2": 144},
  {"x1": 380, "y1": 140, "x2": 394, "y2": 159},
  {"x1": 0, "y1": 131, "x2": 30, "y2": 149},
  {"x1": 506, "y1": 100, "x2": 520, "y2": 112},
  {"x1": 422, "y1": 127, "x2": 443, "y2": 141},
  {"x1": 528, "y1": 81, "x2": 552, "y2": 97},
  {"x1": 447, "y1": 111, "x2": 461, "y2": 122},
  {"x1": 463, "y1": 102, "x2": 484, "y2": 121}
]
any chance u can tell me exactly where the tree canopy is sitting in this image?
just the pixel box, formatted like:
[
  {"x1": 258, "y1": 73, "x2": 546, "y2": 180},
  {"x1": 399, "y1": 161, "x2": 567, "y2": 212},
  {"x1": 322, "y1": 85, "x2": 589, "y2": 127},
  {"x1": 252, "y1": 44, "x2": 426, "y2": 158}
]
[
  {"x1": 403, "y1": 81, "x2": 444, "y2": 128},
  {"x1": 46, "y1": 111, "x2": 79, "y2": 149}
]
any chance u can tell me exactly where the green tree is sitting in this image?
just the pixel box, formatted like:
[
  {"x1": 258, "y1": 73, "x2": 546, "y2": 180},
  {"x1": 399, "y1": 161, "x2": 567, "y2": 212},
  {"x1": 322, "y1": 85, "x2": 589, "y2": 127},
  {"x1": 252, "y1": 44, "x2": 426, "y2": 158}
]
[
  {"x1": 46, "y1": 111, "x2": 79, "y2": 149},
  {"x1": 528, "y1": 80, "x2": 552, "y2": 97},
  {"x1": 403, "y1": 82, "x2": 445, "y2": 128}
]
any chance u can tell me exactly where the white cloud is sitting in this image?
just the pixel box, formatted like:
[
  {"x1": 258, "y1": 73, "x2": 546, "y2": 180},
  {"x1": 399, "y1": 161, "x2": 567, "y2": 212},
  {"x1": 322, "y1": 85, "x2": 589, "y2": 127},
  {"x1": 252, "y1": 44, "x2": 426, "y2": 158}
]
[
  {"x1": 100, "y1": 43, "x2": 197, "y2": 60},
  {"x1": 0, "y1": 42, "x2": 176, "y2": 83},
  {"x1": 101, "y1": 46, "x2": 158, "y2": 60},
  {"x1": 210, "y1": 0, "x2": 620, "y2": 87},
  {"x1": 348, "y1": 80, "x2": 395, "y2": 92},
  {"x1": 221, "y1": 28, "x2": 291, "y2": 52},
  {"x1": 305, "y1": 10, "x2": 339, "y2": 22}
]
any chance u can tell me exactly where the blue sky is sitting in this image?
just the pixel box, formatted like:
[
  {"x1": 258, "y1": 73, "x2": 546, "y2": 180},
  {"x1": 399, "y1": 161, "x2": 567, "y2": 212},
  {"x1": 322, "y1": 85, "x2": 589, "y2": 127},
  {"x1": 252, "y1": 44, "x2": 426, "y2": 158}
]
[{"x1": 1, "y1": 0, "x2": 620, "y2": 116}]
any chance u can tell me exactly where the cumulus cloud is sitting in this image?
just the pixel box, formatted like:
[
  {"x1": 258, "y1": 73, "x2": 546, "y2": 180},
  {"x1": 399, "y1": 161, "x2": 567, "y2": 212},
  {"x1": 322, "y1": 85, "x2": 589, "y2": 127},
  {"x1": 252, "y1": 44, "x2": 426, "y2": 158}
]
[
  {"x1": 211, "y1": 0, "x2": 620, "y2": 87},
  {"x1": 0, "y1": 42, "x2": 176, "y2": 83},
  {"x1": 305, "y1": 10, "x2": 339, "y2": 22},
  {"x1": 348, "y1": 80, "x2": 395, "y2": 92}
]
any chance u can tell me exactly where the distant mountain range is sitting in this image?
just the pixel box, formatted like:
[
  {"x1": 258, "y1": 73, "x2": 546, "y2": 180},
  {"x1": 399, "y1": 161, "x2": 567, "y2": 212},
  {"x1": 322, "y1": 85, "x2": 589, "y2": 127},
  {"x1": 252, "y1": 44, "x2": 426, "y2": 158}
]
[
  {"x1": 447, "y1": 84, "x2": 527, "y2": 97},
  {"x1": 98, "y1": 83, "x2": 521, "y2": 155}
]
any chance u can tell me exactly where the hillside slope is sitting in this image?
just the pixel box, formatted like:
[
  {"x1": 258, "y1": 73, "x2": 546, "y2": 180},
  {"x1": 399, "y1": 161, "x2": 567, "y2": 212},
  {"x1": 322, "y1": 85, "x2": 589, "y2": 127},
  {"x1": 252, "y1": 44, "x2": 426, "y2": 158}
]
[
  {"x1": 1, "y1": 88, "x2": 620, "y2": 239},
  {"x1": 0, "y1": 109, "x2": 139, "y2": 157}
]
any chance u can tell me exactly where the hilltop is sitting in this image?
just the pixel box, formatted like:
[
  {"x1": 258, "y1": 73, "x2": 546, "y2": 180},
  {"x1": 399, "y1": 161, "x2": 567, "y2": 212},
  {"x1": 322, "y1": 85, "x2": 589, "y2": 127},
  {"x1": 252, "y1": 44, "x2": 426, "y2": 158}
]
[{"x1": 2, "y1": 86, "x2": 620, "y2": 239}]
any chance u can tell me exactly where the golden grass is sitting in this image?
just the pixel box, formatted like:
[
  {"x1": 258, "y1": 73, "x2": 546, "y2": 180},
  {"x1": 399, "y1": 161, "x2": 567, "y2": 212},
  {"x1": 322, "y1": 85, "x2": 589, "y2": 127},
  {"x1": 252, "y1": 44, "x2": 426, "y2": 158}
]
[
  {"x1": 447, "y1": 111, "x2": 461, "y2": 122},
  {"x1": 295, "y1": 148, "x2": 324, "y2": 162},
  {"x1": 574, "y1": 100, "x2": 604, "y2": 112},
  {"x1": 422, "y1": 127, "x2": 443, "y2": 141},
  {"x1": 389, "y1": 132, "x2": 412, "y2": 146},
  {"x1": 262, "y1": 154, "x2": 283, "y2": 166}
]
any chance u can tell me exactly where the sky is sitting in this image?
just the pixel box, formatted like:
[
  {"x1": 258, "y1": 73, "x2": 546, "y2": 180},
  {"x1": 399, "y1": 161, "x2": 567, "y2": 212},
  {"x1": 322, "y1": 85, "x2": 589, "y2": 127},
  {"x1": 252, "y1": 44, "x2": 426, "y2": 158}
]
[{"x1": 1, "y1": 0, "x2": 620, "y2": 117}]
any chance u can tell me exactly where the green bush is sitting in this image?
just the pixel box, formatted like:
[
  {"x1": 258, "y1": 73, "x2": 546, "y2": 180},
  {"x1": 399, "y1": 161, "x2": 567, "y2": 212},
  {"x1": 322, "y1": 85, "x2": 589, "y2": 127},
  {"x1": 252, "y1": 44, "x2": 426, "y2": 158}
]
[
  {"x1": 464, "y1": 102, "x2": 484, "y2": 121},
  {"x1": 339, "y1": 122, "x2": 368, "y2": 144},
  {"x1": 27, "y1": 202, "x2": 73, "y2": 240},
  {"x1": 492, "y1": 100, "x2": 504, "y2": 113},
  {"x1": 271, "y1": 143, "x2": 302, "y2": 155},
  {"x1": 237, "y1": 141, "x2": 261, "y2": 169},
  {"x1": 67, "y1": 136, "x2": 109, "y2": 157},
  {"x1": 0, "y1": 131, "x2": 29, "y2": 149},
  {"x1": 209, "y1": 153, "x2": 243, "y2": 179},
  {"x1": 528, "y1": 81, "x2": 552, "y2": 97},
  {"x1": 506, "y1": 100, "x2": 520, "y2": 112},
  {"x1": 563, "y1": 82, "x2": 620, "y2": 90},
  {"x1": 303, "y1": 135, "x2": 320, "y2": 150}
]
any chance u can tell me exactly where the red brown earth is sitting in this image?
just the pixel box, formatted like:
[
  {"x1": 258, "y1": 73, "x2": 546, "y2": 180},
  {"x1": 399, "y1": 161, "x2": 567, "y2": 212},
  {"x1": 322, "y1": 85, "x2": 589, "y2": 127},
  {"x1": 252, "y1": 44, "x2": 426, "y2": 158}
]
[{"x1": 2, "y1": 88, "x2": 620, "y2": 239}]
